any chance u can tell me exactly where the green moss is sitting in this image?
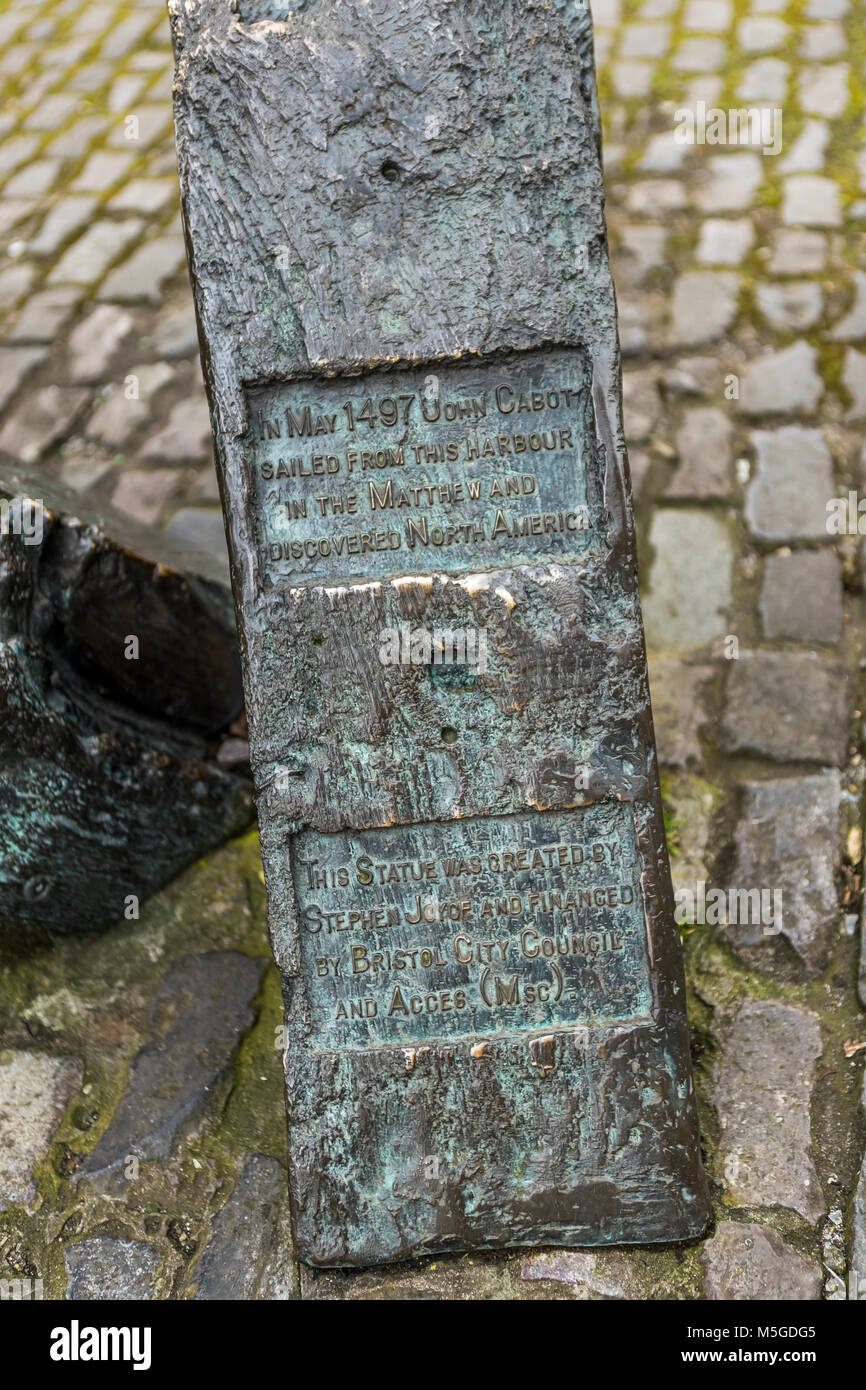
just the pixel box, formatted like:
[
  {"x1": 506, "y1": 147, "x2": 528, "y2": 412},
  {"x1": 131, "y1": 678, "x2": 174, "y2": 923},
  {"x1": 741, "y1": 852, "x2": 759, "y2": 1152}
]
[
  {"x1": 660, "y1": 775, "x2": 682, "y2": 858},
  {"x1": 0, "y1": 827, "x2": 278, "y2": 1295},
  {"x1": 198, "y1": 965, "x2": 286, "y2": 1167}
]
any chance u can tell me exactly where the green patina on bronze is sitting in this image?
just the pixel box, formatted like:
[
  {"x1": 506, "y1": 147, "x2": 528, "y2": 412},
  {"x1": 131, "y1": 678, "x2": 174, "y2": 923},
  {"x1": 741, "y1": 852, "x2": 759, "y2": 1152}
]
[{"x1": 170, "y1": 0, "x2": 710, "y2": 1265}]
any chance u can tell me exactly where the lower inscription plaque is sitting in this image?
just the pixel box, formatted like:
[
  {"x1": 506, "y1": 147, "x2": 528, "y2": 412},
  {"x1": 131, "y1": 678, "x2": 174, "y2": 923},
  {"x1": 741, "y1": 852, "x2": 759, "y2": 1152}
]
[{"x1": 294, "y1": 804, "x2": 652, "y2": 1050}]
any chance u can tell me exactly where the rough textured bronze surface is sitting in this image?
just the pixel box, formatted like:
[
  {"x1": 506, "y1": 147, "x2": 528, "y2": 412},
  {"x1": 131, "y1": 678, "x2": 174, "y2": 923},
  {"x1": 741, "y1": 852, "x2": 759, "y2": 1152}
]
[
  {"x1": 170, "y1": 0, "x2": 710, "y2": 1265},
  {"x1": 0, "y1": 466, "x2": 251, "y2": 935}
]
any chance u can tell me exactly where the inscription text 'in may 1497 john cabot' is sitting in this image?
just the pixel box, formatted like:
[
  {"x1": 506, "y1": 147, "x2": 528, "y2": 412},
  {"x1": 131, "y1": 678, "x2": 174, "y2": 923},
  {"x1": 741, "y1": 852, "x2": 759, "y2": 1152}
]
[{"x1": 247, "y1": 352, "x2": 601, "y2": 584}]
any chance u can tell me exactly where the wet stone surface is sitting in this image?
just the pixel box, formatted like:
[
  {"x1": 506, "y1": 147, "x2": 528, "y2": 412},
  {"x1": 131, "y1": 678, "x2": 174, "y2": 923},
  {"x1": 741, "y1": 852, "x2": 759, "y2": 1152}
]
[
  {"x1": 712, "y1": 1000, "x2": 824, "y2": 1221},
  {"x1": 190, "y1": 1154, "x2": 296, "y2": 1301},
  {"x1": 726, "y1": 774, "x2": 843, "y2": 974},
  {"x1": 721, "y1": 652, "x2": 848, "y2": 765},
  {"x1": 0, "y1": 1052, "x2": 82, "y2": 1211},
  {"x1": 64, "y1": 1236, "x2": 160, "y2": 1301},
  {"x1": 702, "y1": 1222, "x2": 822, "y2": 1301},
  {"x1": 760, "y1": 550, "x2": 844, "y2": 644},
  {"x1": 80, "y1": 952, "x2": 268, "y2": 1187}
]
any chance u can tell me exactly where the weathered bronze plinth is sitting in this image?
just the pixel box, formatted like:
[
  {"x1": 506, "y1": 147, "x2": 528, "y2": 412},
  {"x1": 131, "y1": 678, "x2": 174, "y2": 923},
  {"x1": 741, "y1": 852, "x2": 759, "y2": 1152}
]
[{"x1": 171, "y1": 0, "x2": 710, "y2": 1266}]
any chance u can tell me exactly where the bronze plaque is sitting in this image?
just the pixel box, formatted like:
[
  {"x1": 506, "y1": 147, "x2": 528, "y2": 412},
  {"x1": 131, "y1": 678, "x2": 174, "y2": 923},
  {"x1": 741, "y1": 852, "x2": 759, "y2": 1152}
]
[
  {"x1": 247, "y1": 352, "x2": 599, "y2": 584},
  {"x1": 293, "y1": 804, "x2": 652, "y2": 1051}
]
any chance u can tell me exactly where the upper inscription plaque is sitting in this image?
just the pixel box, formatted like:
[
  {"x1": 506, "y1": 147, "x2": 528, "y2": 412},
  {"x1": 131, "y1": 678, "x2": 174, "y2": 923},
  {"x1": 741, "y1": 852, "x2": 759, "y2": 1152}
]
[{"x1": 247, "y1": 352, "x2": 601, "y2": 585}]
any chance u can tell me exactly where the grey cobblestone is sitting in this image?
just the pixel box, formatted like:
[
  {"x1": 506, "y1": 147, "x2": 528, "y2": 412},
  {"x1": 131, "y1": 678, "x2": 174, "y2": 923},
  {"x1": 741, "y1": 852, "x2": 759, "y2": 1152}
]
[
  {"x1": 71, "y1": 149, "x2": 136, "y2": 193},
  {"x1": 22, "y1": 195, "x2": 97, "y2": 255},
  {"x1": 738, "y1": 56, "x2": 789, "y2": 101},
  {"x1": 46, "y1": 115, "x2": 110, "y2": 158},
  {"x1": 520, "y1": 1250, "x2": 627, "y2": 1298},
  {"x1": 647, "y1": 658, "x2": 713, "y2": 767},
  {"x1": 739, "y1": 343, "x2": 823, "y2": 416},
  {"x1": 667, "y1": 406, "x2": 733, "y2": 498},
  {"x1": 66, "y1": 302, "x2": 134, "y2": 381},
  {"x1": 782, "y1": 174, "x2": 842, "y2": 227},
  {"x1": 0, "y1": 1052, "x2": 82, "y2": 1211},
  {"x1": 108, "y1": 177, "x2": 175, "y2": 214},
  {"x1": 638, "y1": 131, "x2": 686, "y2": 175},
  {"x1": 626, "y1": 178, "x2": 688, "y2": 216},
  {"x1": 696, "y1": 217, "x2": 754, "y2": 266},
  {"x1": 65, "y1": 1237, "x2": 159, "y2": 1300},
  {"x1": 5, "y1": 160, "x2": 61, "y2": 201},
  {"x1": 727, "y1": 773, "x2": 844, "y2": 971},
  {"x1": 0, "y1": 344, "x2": 46, "y2": 412},
  {"x1": 140, "y1": 394, "x2": 213, "y2": 463},
  {"x1": 0, "y1": 199, "x2": 36, "y2": 237},
  {"x1": 830, "y1": 270, "x2": 866, "y2": 340},
  {"x1": 802, "y1": 22, "x2": 846, "y2": 57},
  {"x1": 47, "y1": 217, "x2": 144, "y2": 285},
  {"x1": 702, "y1": 1223, "x2": 822, "y2": 1300},
  {"x1": 799, "y1": 62, "x2": 850, "y2": 118},
  {"x1": 0, "y1": 260, "x2": 34, "y2": 309},
  {"x1": 722, "y1": 652, "x2": 848, "y2": 764},
  {"x1": 842, "y1": 347, "x2": 866, "y2": 417},
  {"x1": 152, "y1": 299, "x2": 199, "y2": 358},
  {"x1": 713, "y1": 1001, "x2": 824, "y2": 1220},
  {"x1": 0, "y1": 383, "x2": 89, "y2": 462},
  {"x1": 621, "y1": 22, "x2": 671, "y2": 60},
  {"x1": 85, "y1": 361, "x2": 174, "y2": 447},
  {"x1": 695, "y1": 153, "x2": 763, "y2": 214},
  {"x1": 643, "y1": 508, "x2": 733, "y2": 650},
  {"x1": 756, "y1": 281, "x2": 824, "y2": 331},
  {"x1": 98, "y1": 234, "x2": 186, "y2": 302},
  {"x1": 673, "y1": 36, "x2": 727, "y2": 71},
  {"x1": 110, "y1": 465, "x2": 181, "y2": 525},
  {"x1": 80, "y1": 952, "x2": 267, "y2": 1188},
  {"x1": 621, "y1": 365, "x2": 663, "y2": 442},
  {"x1": 780, "y1": 119, "x2": 830, "y2": 174},
  {"x1": 7, "y1": 285, "x2": 81, "y2": 341},
  {"x1": 745, "y1": 427, "x2": 834, "y2": 538},
  {"x1": 105, "y1": 102, "x2": 171, "y2": 149},
  {"x1": 760, "y1": 549, "x2": 844, "y2": 644},
  {"x1": 190, "y1": 1156, "x2": 289, "y2": 1300},
  {"x1": 739, "y1": 15, "x2": 787, "y2": 51},
  {"x1": 670, "y1": 270, "x2": 739, "y2": 346}
]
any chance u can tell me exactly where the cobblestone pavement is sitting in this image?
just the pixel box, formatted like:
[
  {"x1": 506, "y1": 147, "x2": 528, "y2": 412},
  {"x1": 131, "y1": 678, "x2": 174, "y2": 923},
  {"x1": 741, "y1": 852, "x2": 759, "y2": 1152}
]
[{"x1": 0, "y1": 0, "x2": 865, "y2": 1300}]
